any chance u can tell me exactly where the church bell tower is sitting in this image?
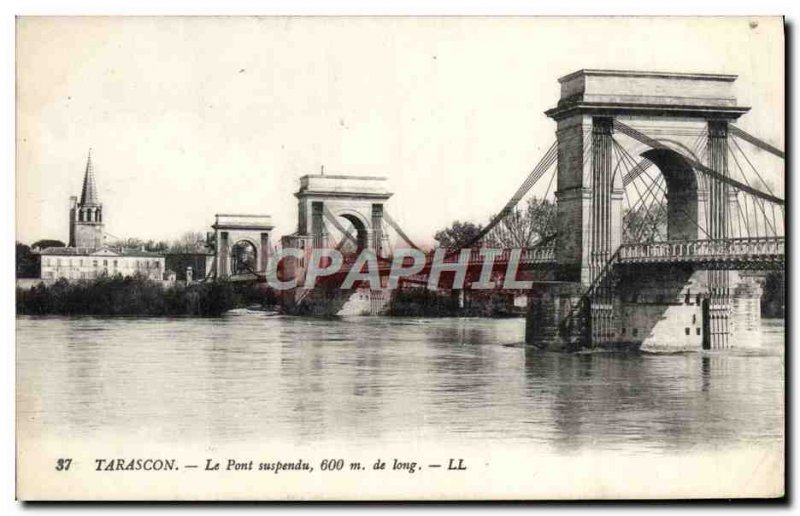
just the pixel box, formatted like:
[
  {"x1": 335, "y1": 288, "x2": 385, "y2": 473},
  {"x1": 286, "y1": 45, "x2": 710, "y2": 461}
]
[{"x1": 69, "y1": 149, "x2": 104, "y2": 249}]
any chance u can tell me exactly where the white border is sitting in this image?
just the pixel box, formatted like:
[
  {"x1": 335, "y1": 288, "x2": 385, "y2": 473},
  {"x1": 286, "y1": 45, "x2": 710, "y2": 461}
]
[{"x1": 3, "y1": 1, "x2": 796, "y2": 513}]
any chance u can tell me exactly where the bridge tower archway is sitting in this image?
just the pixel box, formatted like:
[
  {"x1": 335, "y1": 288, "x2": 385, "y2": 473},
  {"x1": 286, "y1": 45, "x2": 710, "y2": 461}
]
[
  {"x1": 212, "y1": 214, "x2": 274, "y2": 279},
  {"x1": 527, "y1": 69, "x2": 764, "y2": 352},
  {"x1": 636, "y1": 147, "x2": 706, "y2": 242},
  {"x1": 337, "y1": 211, "x2": 369, "y2": 252},
  {"x1": 231, "y1": 238, "x2": 258, "y2": 275},
  {"x1": 545, "y1": 70, "x2": 749, "y2": 286},
  {"x1": 290, "y1": 174, "x2": 393, "y2": 257}
]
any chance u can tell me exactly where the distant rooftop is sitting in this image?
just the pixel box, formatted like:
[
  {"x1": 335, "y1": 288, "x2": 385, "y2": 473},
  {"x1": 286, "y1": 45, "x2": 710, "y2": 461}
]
[
  {"x1": 37, "y1": 246, "x2": 164, "y2": 257},
  {"x1": 79, "y1": 149, "x2": 100, "y2": 206}
]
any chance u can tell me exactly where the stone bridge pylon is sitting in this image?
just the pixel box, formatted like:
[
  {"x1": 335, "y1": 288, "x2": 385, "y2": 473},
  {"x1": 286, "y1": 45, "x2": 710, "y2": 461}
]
[
  {"x1": 280, "y1": 173, "x2": 394, "y2": 315},
  {"x1": 291, "y1": 174, "x2": 393, "y2": 256},
  {"x1": 527, "y1": 69, "x2": 772, "y2": 352},
  {"x1": 212, "y1": 214, "x2": 274, "y2": 279}
]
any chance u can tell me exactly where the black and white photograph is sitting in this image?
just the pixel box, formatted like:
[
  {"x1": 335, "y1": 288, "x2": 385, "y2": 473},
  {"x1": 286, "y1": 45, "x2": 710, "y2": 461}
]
[{"x1": 12, "y1": 14, "x2": 786, "y2": 501}]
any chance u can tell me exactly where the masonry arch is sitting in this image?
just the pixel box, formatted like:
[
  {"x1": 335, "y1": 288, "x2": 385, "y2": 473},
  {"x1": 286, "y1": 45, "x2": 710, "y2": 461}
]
[
  {"x1": 212, "y1": 214, "x2": 274, "y2": 279},
  {"x1": 638, "y1": 148, "x2": 706, "y2": 241},
  {"x1": 231, "y1": 238, "x2": 258, "y2": 275},
  {"x1": 330, "y1": 208, "x2": 371, "y2": 251},
  {"x1": 632, "y1": 138, "x2": 702, "y2": 163},
  {"x1": 614, "y1": 139, "x2": 707, "y2": 244},
  {"x1": 337, "y1": 212, "x2": 369, "y2": 251},
  {"x1": 294, "y1": 174, "x2": 393, "y2": 257}
]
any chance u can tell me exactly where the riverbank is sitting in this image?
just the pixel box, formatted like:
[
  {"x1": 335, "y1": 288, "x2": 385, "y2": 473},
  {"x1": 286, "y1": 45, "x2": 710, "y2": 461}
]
[
  {"x1": 16, "y1": 277, "x2": 525, "y2": 318},
  {"x1": 16, "y1": 276, "x2": 276, "y2": 316},
  {"x1": 388, "y1": 288, "x2": 524, "y2": 317}
]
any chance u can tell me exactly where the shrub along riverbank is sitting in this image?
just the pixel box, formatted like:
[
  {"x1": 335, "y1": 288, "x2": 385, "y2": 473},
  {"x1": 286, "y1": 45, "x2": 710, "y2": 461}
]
[
  {"x1": 16, "y1": 275, "x2": 277, "y2": 316},
  {"x1": 17, "y1": 276, "x2": 522, "y2": 318},
  {"x1": 387, "y1": 288, "x2": 520, "y2": 317}
]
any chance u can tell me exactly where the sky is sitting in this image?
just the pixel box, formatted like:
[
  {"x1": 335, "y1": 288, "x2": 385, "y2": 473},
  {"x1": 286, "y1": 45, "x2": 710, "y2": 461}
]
[{"x1": 16, "y1": 16, "x2": 785, "y2": 247}]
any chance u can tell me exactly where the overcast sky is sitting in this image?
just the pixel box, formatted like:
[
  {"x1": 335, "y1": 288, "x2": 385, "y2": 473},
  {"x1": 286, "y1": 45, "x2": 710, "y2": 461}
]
[{"x1": 16, "y1": 16, "x2": 784, "y2": 247}]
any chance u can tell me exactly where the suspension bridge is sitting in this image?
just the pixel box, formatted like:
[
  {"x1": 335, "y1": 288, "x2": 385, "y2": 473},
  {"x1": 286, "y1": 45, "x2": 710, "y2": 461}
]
[{"x1": 213, "y1": 69, "x2": 784, "y2": 352}]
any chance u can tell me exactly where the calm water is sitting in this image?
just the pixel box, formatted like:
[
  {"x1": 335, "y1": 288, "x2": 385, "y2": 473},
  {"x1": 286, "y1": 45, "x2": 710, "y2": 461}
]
[{"x1": 17, "y1": 315, "x2": 784, "y2": 454}]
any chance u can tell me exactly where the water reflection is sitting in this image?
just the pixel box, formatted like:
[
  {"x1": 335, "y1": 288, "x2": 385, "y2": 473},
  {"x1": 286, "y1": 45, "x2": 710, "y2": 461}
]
[
  {"x1": 702, "y1": 356, "x2": 711, "y2": 392},
  {"x1": 16, "y1": 316, "x2": 784, "y2": 453}
]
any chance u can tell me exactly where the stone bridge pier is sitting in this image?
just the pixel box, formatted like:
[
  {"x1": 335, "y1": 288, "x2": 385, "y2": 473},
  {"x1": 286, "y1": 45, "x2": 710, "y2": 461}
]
[
  {"x1": 212, "y1": 214, "x2": 274, "y2": 279},
  {"x1": 526, "y1": 69, "x2": 763, "y2": 351},
  {"x1": 280, "y1": 173, "x2": 394, "y2": 316}
]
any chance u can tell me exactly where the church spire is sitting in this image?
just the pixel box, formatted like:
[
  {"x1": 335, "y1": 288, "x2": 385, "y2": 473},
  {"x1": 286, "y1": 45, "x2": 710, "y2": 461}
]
[{"x1": 79, "y1": 148, "x2": 99, "y2": 206}]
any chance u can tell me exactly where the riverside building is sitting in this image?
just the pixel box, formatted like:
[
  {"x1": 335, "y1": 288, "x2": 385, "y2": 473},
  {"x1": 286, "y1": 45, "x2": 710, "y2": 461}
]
[{"x1": 38, "y1": 150, "x2": 165, "y2": 281}]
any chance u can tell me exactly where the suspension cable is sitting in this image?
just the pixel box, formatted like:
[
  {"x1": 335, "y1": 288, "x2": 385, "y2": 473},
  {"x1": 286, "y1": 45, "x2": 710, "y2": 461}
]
[
  {"x1": 622, "y1": 164, "x2": 665, "y2": 242},
  {"x1": 334, "y1": 224, "x2": 356, "y2": 251},
  {"x1": 452, "y1": 138, "x2": 561, "y2": 252},
  {"x1": 616, "y1": 140, "x2": 667, "y2": 228},
  {"x1": 727, "y1": 145, "x2": 778, "y2": 236},
  {"x1": 730, "y1": 125, "x2": 785, "y2": 160},
  {"x1": 383, "y1": 210, "x2": 421, "y2": 251},
  {"x1": 615, "y1": 136, "x2": 711, "y2": 240},
  {"x1": 730, "y1": 135, "x2": 777, "y2": 195},
  {"x1": 729, "y1": 136, "x2": 782, "y2": 235},
  {"x1": 614, "y1": 120, "x2": 784, "y2": 205},
  {"x1": 621, "y1": 143, "x2": 711, "y2": 240},
  {"x1": 612, "y1": 144, "x2": 635, "y2": 218},
  {"x1": 735, "y1": 196, "x2": 751, "y2": 238},
  {"x1": 621, "y1": 159, "x2": 654, "y2": 187},
  {"x1": 634, "y1": 172, "x2": 669, "y2": 242},
  {"x1": 618, "y1": 144, "x2": 652, "y2": 239}
]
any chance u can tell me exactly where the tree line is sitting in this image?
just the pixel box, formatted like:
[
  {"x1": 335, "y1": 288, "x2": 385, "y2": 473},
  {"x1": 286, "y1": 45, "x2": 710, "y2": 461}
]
[
  {"x1": 16, "y1": 275, "x2": 276, "y2": 316},
  {"x1": 433, "y1": 197, "x2": 556, "y2": 250}
]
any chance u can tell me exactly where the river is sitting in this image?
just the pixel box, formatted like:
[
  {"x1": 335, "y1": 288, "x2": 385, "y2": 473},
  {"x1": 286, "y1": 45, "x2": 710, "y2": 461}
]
[{"x1": 16, "y1": 315, "x2": 784, "y2": 455}]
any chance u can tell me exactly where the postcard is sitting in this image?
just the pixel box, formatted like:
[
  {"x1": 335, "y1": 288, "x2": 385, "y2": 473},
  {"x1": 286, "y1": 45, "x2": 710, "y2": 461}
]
[{"x1": 15, "y1": 16, "x2": 785, "y2": 500}]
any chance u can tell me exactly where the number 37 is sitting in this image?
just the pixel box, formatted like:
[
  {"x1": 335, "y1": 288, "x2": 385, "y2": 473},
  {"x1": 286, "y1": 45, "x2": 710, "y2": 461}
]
[{"x1": 55, "y1": 458, "x2": 72, "y2": 471}]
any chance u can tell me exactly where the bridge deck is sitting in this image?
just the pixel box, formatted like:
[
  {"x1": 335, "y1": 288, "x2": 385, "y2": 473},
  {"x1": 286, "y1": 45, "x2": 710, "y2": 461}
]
[
  {"x1": 237, "y1": 236, "x2": 784, "y2": 286},
  {"x1": 617, "y1": 237, "x2": 784, "y2": 269}
]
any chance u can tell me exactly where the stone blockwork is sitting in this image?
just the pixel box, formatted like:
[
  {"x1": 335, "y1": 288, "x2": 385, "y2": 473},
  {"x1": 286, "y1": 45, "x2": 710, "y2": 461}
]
[
  {"x1": 72, "y1": 221, "x2": 104, "y2": 250},
  {"x1": 212, "y1": 214, "x2": 274, "y2": 278},
  {"x1": 283, "y1": 286, "x2": 392, "y2": 316},
  {"x1": 729, "y1": 278, "x2": 763, "y2": 347},
  {"x1": 616, "y1": 266, "x2": 706, "y2": 352},
  {"x1": 277, "y1": 174, "x2": 397, "y2": 315},
  {"x1": 526, "y1": 265, "x2": 763, "y2": 352},
  {"x1": 528, "y1": 69, "x2": 758, "y2": 352},
  {"x1": 295, "y1": 174, "x2": 392, "y2": 256},
  {"x1": 69, "y1": 151, "x2": 105, "y2": 250},
  {"x1": 525, "y1": 282, "x2": 586, "y2": 351},
  {"x1": 553, "y1": 115, "x2": 596, "y2": 284}
]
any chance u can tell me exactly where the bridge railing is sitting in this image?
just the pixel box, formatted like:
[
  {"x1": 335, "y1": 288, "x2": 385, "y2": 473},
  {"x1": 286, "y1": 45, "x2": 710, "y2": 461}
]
[
  {"x1": 465, "y1": 246, "x2": 556, "y2": 265},
  {"x1": 336, "y1": 244, "x2": 558, "y2": 272},
  {"x1": 618, "y1": 237, "x2": 785, "y2": 262}
]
